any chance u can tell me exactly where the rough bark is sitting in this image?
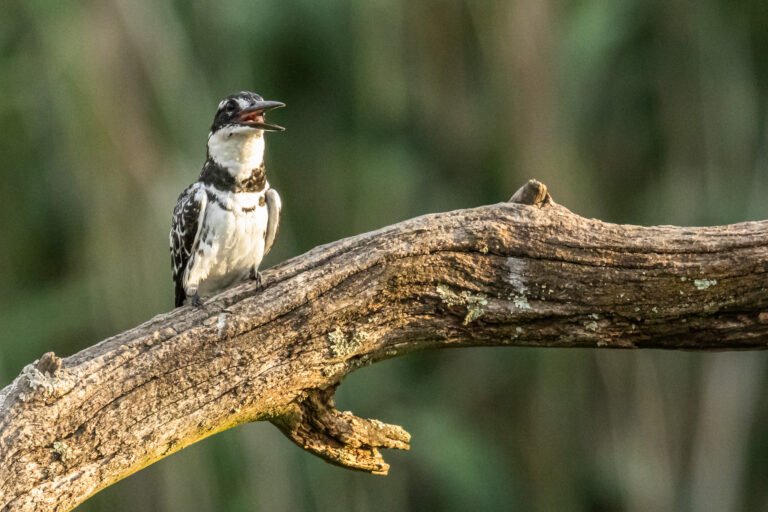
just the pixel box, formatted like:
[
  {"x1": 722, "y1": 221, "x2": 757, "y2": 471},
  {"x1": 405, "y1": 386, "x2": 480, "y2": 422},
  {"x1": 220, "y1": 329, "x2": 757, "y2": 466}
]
[{"x1": 1, "y1": 180, "x2": 768, "y2": 511}]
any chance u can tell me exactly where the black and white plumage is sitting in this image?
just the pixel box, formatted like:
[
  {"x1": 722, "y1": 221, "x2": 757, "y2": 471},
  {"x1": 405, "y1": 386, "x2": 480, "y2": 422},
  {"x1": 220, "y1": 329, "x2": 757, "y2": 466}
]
[{"x1": 170, "y1": 91, "x2": 285, "y2": 307}]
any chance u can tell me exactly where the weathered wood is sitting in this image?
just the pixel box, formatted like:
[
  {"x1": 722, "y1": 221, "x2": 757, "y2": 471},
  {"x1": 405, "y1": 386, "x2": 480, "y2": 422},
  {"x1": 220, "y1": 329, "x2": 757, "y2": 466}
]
[{"x1": 1, "y1": 180, "x2": 767, "y2": 511}]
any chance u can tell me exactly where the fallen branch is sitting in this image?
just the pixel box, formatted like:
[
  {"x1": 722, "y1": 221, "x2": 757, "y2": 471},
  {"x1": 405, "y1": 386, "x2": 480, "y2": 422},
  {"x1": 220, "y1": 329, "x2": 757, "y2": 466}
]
[{"x1": 1, "y1": 180, "x2": 767, "y2": 511}]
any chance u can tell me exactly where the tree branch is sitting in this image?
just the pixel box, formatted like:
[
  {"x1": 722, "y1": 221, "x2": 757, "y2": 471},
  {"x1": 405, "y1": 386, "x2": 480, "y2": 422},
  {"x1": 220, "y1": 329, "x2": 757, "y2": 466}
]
[{"x1": 1, "y1": 180, "x2": 767, "y2": 511}]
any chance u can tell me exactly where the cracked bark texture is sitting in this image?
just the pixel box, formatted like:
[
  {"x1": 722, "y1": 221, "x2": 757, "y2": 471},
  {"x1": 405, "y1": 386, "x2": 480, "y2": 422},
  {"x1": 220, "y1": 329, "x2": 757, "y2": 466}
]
[{"x1": 1, "y1": 180, "x2": 768, "y2": 511}]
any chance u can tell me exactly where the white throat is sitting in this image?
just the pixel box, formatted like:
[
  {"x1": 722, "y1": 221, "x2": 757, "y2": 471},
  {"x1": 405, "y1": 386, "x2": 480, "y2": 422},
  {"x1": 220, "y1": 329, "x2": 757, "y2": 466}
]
[{"x1": 207, "y1": 126, "x2": 265, "y2": 181}]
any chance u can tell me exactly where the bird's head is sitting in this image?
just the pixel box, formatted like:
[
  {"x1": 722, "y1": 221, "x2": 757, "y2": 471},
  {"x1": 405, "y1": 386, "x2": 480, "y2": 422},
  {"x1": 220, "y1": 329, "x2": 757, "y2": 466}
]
[
  {"x1": 209, "y1": 91, "x2": 285, "y2": 136},
  {"x1": 206, "y1": 92, "x2": 285, "y2": 176}
]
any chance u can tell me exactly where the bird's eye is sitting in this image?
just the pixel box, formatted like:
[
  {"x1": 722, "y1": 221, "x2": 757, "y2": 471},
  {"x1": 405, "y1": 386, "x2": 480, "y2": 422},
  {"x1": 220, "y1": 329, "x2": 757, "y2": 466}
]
[{"x1": 225, "y1": 101, "x2": 236, "y2": 113}]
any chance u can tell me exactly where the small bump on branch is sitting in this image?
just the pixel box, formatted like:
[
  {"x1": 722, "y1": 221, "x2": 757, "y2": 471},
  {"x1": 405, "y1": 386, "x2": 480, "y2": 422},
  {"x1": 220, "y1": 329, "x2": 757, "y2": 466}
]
[
  {"x1": 509, "y1": 179, "x2": 552, "y2": 206},
  {"x1": 36, "y1": 352, "x2": 62, "y2": 376}
]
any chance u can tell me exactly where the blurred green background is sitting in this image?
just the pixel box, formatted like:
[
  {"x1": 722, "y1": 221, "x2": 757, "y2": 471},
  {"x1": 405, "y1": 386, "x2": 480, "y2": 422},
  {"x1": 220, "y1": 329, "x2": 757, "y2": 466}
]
[{"x1": 2, "y1": 0, "x2": 768, "y2": 510}]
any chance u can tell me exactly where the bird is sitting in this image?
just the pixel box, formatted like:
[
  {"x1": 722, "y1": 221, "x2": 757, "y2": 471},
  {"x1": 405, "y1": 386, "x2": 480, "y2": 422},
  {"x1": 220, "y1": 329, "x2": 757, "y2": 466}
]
[{"x1": 170, "y1": 91, "x2": 285, "y2": 307}]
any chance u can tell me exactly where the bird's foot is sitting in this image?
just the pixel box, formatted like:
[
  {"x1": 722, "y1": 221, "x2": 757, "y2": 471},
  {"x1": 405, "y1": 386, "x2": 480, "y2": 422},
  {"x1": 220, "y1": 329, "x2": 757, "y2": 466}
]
[
  {"x1": 191, "y1": 292, "x2": 203, "y2": 307},
  {"x1": 249, "y1": 269, "x2": 264, "y2": 290}
]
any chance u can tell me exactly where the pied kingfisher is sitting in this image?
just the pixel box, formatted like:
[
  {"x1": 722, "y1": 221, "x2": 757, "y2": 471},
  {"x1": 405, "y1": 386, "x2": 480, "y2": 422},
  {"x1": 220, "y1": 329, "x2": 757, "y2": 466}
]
[{"x1": 170, "y1": 91, "x2": 285, "y2": 307}]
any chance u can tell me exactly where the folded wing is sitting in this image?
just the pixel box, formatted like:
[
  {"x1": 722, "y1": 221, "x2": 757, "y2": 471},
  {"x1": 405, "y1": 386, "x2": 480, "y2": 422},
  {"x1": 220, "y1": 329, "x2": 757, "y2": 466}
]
[{"x1": 169, "y1": 183, "x2": 208, "y2": 307}]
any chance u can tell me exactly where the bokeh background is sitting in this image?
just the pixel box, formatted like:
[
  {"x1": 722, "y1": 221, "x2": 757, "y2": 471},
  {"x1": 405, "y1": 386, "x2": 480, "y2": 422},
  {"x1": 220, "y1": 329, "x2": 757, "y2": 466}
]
[{"x1": 2, "y1": 0, "x2": 768, "y2": 510}]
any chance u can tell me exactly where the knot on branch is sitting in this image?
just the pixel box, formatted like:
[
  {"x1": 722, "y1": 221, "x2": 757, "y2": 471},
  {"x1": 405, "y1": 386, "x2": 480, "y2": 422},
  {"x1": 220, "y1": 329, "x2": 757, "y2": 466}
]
[
  {"x1": 36, "y1": 352, "x2": 62, "y2": 375},
  {"x1": 509, "y1": 179, "x2": 552, "y2": 207},
  {"x1": 272, "y1": 386, "x2": 411, "y2": 476},
  {"x1": 16, "y1": 352, "x2": 74, "y2": 403}
]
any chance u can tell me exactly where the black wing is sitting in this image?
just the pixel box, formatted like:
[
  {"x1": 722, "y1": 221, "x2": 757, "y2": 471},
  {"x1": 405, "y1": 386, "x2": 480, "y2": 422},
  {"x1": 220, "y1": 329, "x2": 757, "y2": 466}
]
[{"x1": 169, "y1": 183, "x2": 207, "y2": 307}]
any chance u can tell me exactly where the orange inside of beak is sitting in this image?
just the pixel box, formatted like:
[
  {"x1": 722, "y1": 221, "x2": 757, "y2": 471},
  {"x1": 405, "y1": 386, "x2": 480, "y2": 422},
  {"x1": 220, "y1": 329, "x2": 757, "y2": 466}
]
[{"x1": 239, "y1": 111, "x2": 265, "y2": 124}]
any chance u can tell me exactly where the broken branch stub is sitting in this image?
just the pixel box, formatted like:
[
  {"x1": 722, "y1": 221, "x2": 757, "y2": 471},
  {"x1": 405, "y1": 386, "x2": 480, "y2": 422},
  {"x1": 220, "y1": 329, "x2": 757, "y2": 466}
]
[
  {"x1": 2, "y1": 179, "x2": 768, "y2": 511},
  {"x1": 273, "y1": 386, "x2": 411, "y2": 475},
  {"x1": 509, "y1": 179, "x2": 552, "y2": 206}
]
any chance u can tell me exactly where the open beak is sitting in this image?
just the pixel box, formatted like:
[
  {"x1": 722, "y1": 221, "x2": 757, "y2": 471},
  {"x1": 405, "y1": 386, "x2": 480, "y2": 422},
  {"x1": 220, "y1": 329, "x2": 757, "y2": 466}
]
[{"x1": 236, "y1": 100, "x2": 286, "y2": 131}]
